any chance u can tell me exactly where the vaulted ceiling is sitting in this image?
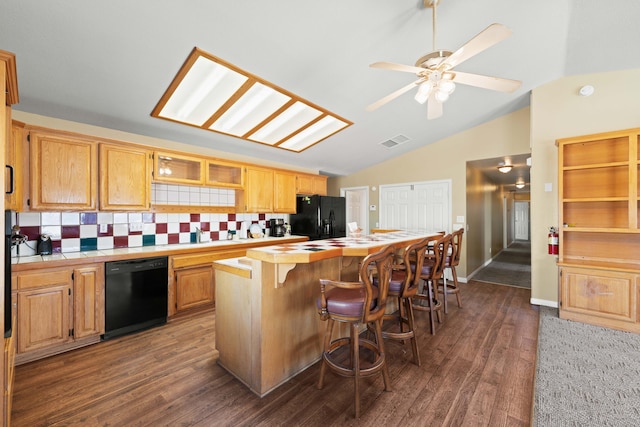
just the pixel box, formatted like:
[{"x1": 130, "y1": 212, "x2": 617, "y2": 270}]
[{"x1": 2, "y1": 1, "x2": 639, "y2": 177}]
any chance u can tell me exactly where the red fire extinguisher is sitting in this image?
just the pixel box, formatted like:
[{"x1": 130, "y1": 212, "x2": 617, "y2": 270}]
[{"x1": 548, "y1": 226, "x2": 559, "y2": 255}]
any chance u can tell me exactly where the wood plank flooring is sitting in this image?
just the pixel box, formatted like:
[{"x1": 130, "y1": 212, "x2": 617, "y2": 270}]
[{"x1": 11, "y1": 281, "x2": 538, "y2": 426}]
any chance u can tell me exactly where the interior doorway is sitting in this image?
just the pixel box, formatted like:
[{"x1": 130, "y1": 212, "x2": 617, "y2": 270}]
[
  {"x1": 340, "y1": 187, "x2": 369, "y2": 233},
  {"x1": 515, "y1": 201, "x2": 530, "y2": 240}
]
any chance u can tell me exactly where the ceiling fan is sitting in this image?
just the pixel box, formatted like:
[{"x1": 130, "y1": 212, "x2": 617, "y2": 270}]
[{"x1": 366, "y1": 0, "x2": 521, "y2": 119}]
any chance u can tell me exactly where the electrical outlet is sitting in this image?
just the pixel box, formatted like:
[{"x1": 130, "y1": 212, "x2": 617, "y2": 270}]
[
  {"x1": 100, "y1": 223, "x2": 108, "y2": 233},
  {"x1": 129, "y1": 222, "x2": 143, "y2": 232}
]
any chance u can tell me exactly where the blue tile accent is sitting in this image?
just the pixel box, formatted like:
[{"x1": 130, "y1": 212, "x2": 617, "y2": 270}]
[
  {"x1": 142, "y1": 235, "x2": 156, "y2": 246},
  {"x1": 80, "y1": 237, "x2": 98, "y2": 252},
  {"x1": 190, "y1": 232, "x2": 197, "y2": 243}
]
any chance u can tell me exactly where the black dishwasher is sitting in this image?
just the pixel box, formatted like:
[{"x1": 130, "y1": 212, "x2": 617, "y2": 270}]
[{"x1": 103, "y1": 257, "x2": 168, "y2": 340}]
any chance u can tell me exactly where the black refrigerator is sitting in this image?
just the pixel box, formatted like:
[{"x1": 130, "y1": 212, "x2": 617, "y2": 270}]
[{"x1": 290, "y1": 195, "x2": 346, "y2": 240}]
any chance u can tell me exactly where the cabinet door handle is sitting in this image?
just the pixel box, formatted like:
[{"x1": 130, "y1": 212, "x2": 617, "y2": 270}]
[{"x1": 5, "y1": 165, "x2": 14, "y2": 195}]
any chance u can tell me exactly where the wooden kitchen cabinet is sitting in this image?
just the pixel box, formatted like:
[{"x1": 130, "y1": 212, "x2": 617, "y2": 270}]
[
  {"x1": 557, "y1": 128, "x2": 640, "y2": 332},
  {"x1": 237, "y1": 166, "x2": 274, "y2": 213},
  {"x1": 5, "y1": 120, "x2": 25, "y2": 211},
  {"x1": 296, "y1": 173, "x2": 327, "y2": 196},
  {"x1": 175, "y1": 265, "x2": 215, "y2": 312},
  {"x1": 14, "y1": 264, "x2": 104, "y2": 364},
  {"x1": 100, "y1": 143, "x2": 152, "y2": 210},
  {"x1": 273, "y1": 171, "x2": 296, "y2": 213},
  {"x1": 169, "y1": 249, "x2": 245, "y2": 317},
  {"x1": 154, "y1": 151, "x2": 204, "y2": 185},
  {"x1": 28, "y1": 128, "x2": 97, "y2": 210},
  {"x1": 207, "y1": 159, "x2": 243, "y2": 188}
]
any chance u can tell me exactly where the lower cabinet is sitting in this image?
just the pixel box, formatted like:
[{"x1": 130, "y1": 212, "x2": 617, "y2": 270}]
[
  {"x1": 169, "y1": 249, "x2": 245, "y2": 317},
  {"x1": 559, "y1": 266, "x2": 639, "y2": 332},
  {"x1": 175, "y1": 265, "x2": 214, "y2": 312},
  {"x1": 14, "y1": 264, "x2": 104, "y2": 364}
]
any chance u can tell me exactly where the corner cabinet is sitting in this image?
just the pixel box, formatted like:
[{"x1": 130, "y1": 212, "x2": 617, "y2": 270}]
[
  {"x1": 100, "y1": 144, "x2": 152, "y2": 210},
  {"x1": 557, "y1": 128, "x2": 640, "y2": 333},
  {"x1": 28, "y1": 128, "x2": 98, "y2": 210}
]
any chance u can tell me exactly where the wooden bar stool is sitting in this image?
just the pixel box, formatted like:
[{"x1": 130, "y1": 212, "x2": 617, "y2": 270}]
[
  {"x1": 316, "y1": 244, "x2": 395, "y2": 418},
  {"x1": 439, "y1": 228, "x2": 464, "y2": 313},
  {"x1": 374, "y1": 237, "x2": 431, "y2": 366},
  {"x1": 412, "y1": 234, "x2": 450, "y2": 334}
]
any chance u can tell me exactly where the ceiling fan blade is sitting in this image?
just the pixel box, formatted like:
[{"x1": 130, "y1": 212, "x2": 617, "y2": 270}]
[
  {"x1": 366, "y1": 79, "x2": 423, "y2": 112},
  {"x1": 451, "y1": 71, "x2": 521, "y2": 93},
  {"x1": 439, "y1": 23, "x2": 512, "y2": 70},
  {"x1": 427, "y1": 94, "x2": 443, "y2": 120},
  {"x1": 370, "y1": 61, "x2": 426, "y2": 75}
]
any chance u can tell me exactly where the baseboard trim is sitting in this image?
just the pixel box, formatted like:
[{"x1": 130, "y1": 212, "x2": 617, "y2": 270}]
[{"x1": 530, "y1": 298, "x2": 558, "y2": 308}]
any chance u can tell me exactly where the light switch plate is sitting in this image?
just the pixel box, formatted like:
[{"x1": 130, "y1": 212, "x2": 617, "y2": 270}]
[
  {"x1": 129, "y1": 222, "x2": 143, "y2": 232},
  {"x1": 456, "y1": 216, "x2": 465, "y2": 223}
]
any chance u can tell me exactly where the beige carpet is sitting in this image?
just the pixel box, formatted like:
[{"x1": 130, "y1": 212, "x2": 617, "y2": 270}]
[{"x1": 534, "y1": 307, "x2": 640, "y2": 425}]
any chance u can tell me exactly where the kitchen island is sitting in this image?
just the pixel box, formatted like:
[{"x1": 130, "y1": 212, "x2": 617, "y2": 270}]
[{"x1": 213, "y1": 231, "x2": 439, "y2": 396}]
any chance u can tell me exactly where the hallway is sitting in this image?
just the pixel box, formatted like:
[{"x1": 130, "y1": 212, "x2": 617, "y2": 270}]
[{"x1": 470, "y1": 240, "x2": 531, "y2": 288}]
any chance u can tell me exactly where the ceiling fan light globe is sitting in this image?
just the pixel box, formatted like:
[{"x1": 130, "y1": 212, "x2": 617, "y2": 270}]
[
  {"x1": 434, "y1": 89, "x2": 450, "y2": 103},
  {"x1": 415, "y1": 81, "x2": 433, "y2": 104},
  {"x1": 439, "y1": 80, "x2": 456, "y2": 94}
]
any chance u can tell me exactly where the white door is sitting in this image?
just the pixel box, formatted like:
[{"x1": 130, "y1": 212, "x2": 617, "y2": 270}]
[
  {"x1": 380, "y1": 180, "x2": 451, "y2": 232},
  {"x1": 515, "y1": 201, "x2": 529, "y2": 240},
  {"x1": 341, "y1": 187, "x2": 369, "y2": 233},
  {"x1": 380, "y1": 185, "x2": 411, "y2": 229}
]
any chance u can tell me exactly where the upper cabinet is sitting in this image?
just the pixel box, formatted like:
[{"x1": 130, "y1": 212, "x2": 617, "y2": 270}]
[
  {"x1": 273, "y1": 171, "x2": 296, "y2": 213},
  {"x1": 28, "y1": 129, "x2": 97, "y2": 211},
  {"x1": 153, "y1": 152, "x2": 204, "y2": 185},
  {"x1": 296, "y1": 173, "x2": 327, "y2": 196},
  {"x1": 99, "y1": 144, "x2": 152, "y2": 211},
  {"x1": 237, "y1": 166, "x2": 273, "y2": 213},
  {"x1": 206, "y1": 160, "x2": 243, "y2": 188},
  {"x1": 5, "y1": 120, "x2": 25, "y2": 211}
]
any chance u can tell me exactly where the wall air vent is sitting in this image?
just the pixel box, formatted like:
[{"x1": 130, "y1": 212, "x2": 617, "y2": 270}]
[{"x1": 380, "y1": 134, "x2": 410, "y2": 149}]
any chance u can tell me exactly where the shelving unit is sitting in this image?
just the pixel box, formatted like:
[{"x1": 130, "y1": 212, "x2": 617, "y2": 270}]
[{"x1": 557, "y1": 128, "x2": 640, "y2": 332}]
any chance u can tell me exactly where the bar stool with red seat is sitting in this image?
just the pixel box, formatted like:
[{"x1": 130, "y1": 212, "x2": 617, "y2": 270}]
[
  {"x1": 316, "y1": 244, "x2": 395, "y2": 418},
  {"x1": 374, "y1": 236, "x2": 431, "y2": 366},
  {"x1": 412, "y1": 233, "x2": 450, "y2": 334},
  {"x1": 439, "y1": 228, "x2": 464, "y2": 313}
]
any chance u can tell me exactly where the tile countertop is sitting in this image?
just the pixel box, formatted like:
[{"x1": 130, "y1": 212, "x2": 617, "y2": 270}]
[
  {"x1": 11, "y1": 235, "x2": 309, "y2": 270},
  {"x1": 245, "y1": 231, "x2": 442, "y2": 264}
]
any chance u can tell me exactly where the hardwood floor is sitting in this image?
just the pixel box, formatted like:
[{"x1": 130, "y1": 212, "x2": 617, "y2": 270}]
[{"x1": 11, "y1": 281, "x2": 538, "y2": 426}]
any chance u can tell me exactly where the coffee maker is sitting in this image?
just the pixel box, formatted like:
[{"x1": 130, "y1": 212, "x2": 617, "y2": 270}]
[{"x1": 269, "y1": 219, "x2": 285, "y2": 237}]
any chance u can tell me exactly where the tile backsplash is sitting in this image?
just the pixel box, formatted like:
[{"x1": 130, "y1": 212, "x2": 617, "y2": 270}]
[{"x1": 13, "y1": 211, "x2": 287, "y2": 257}]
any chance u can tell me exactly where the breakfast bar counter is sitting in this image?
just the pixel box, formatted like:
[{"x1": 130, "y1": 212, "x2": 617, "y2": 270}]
[{"x1": 213, "y1": 231, "x2": 439, "y2": 396}]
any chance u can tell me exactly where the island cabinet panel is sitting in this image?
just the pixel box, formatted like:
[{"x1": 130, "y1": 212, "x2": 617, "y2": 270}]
[
  {"x1": 99, "y1": 144, "x2": 152, "y2": 210},
  {"x1": 28, "y1": 129, "x2": 97, "y2": 210},
  {"x1": 214, "y1": 257, "x2": 343, "y2": 397},
  {"x1": 558, "y1": 127, "x2": 640, "y2": 332}
]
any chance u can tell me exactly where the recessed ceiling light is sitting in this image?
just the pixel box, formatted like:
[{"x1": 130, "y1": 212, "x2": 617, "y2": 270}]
[{"x1": 152, "y1": 47, "x2": 352, "y2": 153}]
